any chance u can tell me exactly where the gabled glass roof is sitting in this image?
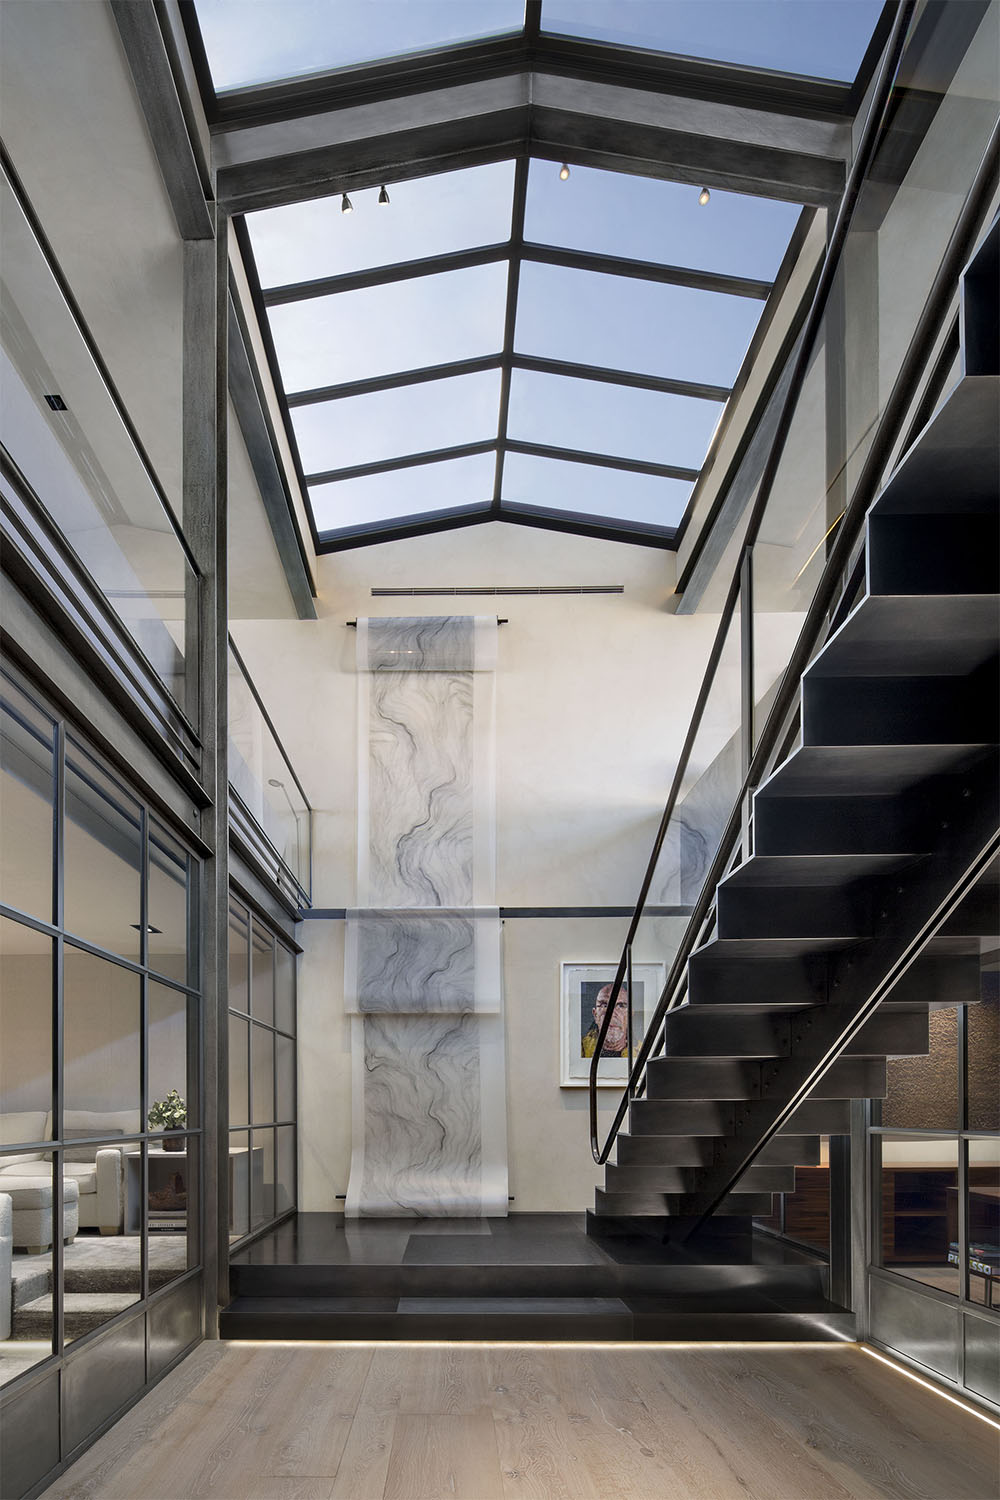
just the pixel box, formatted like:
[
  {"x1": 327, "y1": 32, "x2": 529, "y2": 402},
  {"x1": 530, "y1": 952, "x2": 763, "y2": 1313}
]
[{"x1": 242, "y1": 156, "x2": 802, "y2": 545}]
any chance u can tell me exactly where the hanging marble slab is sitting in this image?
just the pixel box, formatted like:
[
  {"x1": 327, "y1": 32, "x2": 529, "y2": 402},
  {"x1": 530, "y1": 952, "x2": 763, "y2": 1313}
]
[{"x1": 345, "y1": 616, "x2": 507, "y2": 1217}]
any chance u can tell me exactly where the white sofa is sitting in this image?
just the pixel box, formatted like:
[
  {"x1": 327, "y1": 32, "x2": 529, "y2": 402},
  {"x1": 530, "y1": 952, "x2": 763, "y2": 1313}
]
[
  {"x1": 0, "y1": 1194, "x2": 11, "y2": 1340},
  {"x1": 0, "y1": 1109, "x2": 141, "y2": 1236}
]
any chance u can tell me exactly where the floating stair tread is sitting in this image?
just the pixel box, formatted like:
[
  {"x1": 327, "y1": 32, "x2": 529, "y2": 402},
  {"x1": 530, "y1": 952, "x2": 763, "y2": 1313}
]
[
  {"x1": 761, "y1": 743, "x2": 992, "y2": 797},
  {"x1": 808, "y1": 595, "x2": 1000, "y2": 677},
  {"x1": 720, "y1": 853, "x2": 923, "y2": 888}
]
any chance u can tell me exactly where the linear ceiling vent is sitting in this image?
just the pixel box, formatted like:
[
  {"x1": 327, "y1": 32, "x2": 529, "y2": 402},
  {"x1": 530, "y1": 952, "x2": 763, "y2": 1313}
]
[{"x1": 370, "y1": 586, "x2": 625, "y2": 597}]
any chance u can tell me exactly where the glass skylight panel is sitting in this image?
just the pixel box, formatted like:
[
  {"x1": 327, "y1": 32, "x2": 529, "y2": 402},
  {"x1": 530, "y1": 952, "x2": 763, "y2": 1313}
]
[
  {"x1": 291, "y1": 369, "x2": 502, "y2": 474},
  {"x1": 540, "y1": 1, "x2": 883, "y2": 82},
  {"x1": 507, "y1": 370, "x2": 722, "y2": 470},
  {"x1": 515, "y1": 262, "x2": 761, "y2": 386},
  {"x1": 267, "y1": 261, "x2": 509, "y2": 392},
  {"x1": 310, "y1": 452, "x2": 495, "y2": 531},
  {"x1": 196, "y1": 0, "x2": 526, "y2": 92},
  {"x1": 524, "y1": 163, "x2": 800, "y2": 282},
  {"x1": 503, "y1": 452, "x2": 691, "y2": 528},
  {"x1": 246, "y1": 163, "x2": 516, "y2": 289}
]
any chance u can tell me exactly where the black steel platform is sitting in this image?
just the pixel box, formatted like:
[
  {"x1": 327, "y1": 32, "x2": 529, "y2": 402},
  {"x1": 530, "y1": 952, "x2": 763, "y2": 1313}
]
[{"x1": 222, "y1": 1213, "x2": 853, "y2": 1342}]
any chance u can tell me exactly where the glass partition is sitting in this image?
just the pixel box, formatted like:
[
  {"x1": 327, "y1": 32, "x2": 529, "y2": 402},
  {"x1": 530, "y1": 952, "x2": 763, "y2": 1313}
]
[{"x1": 0, "y1": 168, "x2": 198, "y2": 722}]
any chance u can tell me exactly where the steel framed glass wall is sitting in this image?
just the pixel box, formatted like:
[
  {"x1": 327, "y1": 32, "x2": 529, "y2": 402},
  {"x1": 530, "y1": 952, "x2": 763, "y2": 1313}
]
[
  {"x1": 227, "y1": 898, "x2": 296, "y2": 1244},
  {"x1": 0, "y1": 663, "x2": 203, "y2": 1406}
]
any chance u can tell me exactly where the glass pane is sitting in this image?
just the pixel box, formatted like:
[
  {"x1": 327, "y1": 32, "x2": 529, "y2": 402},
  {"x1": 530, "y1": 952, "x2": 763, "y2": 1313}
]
[
  {"x1": 292, "y1": 369, "x2": 502, "y2": 475},
  {"x1": 197, "y1": 0, "x2": 525, "y2": 91},
  {"x1": 0, "y1": 676, "x2": 55, "y2": 922},
  {"x1": 276, "y1": 1034, "x2": 295, "y2": 1123},
  {"x1": 63, "y1": 946, "x2": 141, "y2": 1122},
  {"x1": 146, "y1": 1139, "x2": 193, "y2": 1292},
  {"x1": 228, "y1": 1130, "x2": 250, "y2": 1241},
  {"x1": 877, "y1": 1134, "x2": 959, "y2": 1298},
  {"x1": 252, "y1": 1127, "x2": 275, "y2": 1232},
  {"x1": 1, "y1": 176, "x2": 194, "y2": 718},
  {"x1": 252, "y1": 1024, "x2": 275, "y2": 1127},
  {"x1": 229, "y1": 901, "x2": 250, "y2": 1014},
  {"x1": 229, "y1": 1015, "x2": 250, "y2": 1129},
  {"x1": 64, "y1": 744, "x2": 142, "y2": 960},
  {"x1": 540, "y1": 0, "x2": 883, "y2": 82},
  {"x1": 310, "y1": 452, "x2": 495, "y2": 531},
  {"x1": 515, "y1": 261, "x2": 762, "y2": 386},
  {"x1": 968, "y1": 964, "x2": 999, "y2": 1132},
  {"x1": 268, "y1": 262, "x2": 508, "y2": 391},
  {"x1": 1, "y1": 1153, "x2": 53, "y2": 1384},
  {"x1": 524, "y1": 161, "x2": 801, "y2": 280},
  {"x1": 276, "y1": 1126, "x2": 295, "y2": 1218},
  {"x1": 275, "y1": 943, "x2": 295, "y2": 1036},
  {"x1": 67, "y1": 1135, "x2": 142, "y2": 1338},
  {"x1": 0, "y1": 916, "x2": 52, "y2": 1125},
  {"x1": 228, "y1": 651, "x2": 311, "y2": 898},
  {"x1": 966, "y1": 1139, "x2": 999, "y2": 1309},
  {"x1": 148, "y1": 982, "x2": 193, "y2": 1136},
  {"x1": 507, "y1": 369, "x2": 722, "y2": 469},
  {"x1": 246, "y1": 162, "x2": 516, "y2": 286},
  {"x1": 503, "y1": 451, "x2": 691, "y2": 528},
  {"x1": 251, "y1": 930, "x2": 275, "y2": 1029},
  {"x1": 148, "y1": 823, "x2": 191, "y2": 986},
  {"x1": 883, "y1": 1007, "x2": 959, "y2": 1131}
]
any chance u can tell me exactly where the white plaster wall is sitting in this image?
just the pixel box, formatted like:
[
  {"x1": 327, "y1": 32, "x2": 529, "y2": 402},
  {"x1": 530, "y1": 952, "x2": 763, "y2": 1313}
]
[{"x1": 234, "y1": 522, "x2": 720, "y2": 1211}]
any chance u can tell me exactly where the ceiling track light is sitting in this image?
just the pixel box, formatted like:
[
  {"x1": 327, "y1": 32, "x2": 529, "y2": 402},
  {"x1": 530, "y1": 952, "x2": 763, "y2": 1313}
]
[
  {"x1": 698, "y1": 186, "x2": 711, "y2": 206},
  {"x1": 341, "y1": 192, "x2": 353, "y2": 214},
  {"x1": 559, "y1": 163, "x2": 570, "y2": 181},
  {"x1": 378, "y1": 185, "x2": 390, "y2": 205}
]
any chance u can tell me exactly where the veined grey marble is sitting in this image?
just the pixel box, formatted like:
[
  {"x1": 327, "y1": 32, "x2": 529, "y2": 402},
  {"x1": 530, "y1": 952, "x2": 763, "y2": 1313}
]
[
  {"x1": 678, "y1": 728, "x2": 741, "y2": 906},
  {"x1": 347, "y1": 617, "x2": 506, "y2": 1218}
]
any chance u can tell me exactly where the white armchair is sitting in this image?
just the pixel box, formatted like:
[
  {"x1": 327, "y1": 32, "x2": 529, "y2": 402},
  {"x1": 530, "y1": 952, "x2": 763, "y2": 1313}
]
[{"x1": 0, "y1": 1108, "x2": 140, "y2": 1235}]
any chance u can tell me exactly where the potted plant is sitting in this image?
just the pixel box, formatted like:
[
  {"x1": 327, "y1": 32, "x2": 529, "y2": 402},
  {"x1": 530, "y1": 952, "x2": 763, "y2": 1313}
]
[{"x1": 148, "y1": 1089, "x2": 187, "y2": 1150}]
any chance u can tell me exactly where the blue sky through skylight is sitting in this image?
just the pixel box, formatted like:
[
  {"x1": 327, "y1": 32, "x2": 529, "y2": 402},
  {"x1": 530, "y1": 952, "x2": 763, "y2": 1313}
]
[
  {"x1": 310, "y1": 453, "x2": 495, "y2": 530},
  {"x1": 503, "y1": 452, "x2": 693, "y2": 528}
]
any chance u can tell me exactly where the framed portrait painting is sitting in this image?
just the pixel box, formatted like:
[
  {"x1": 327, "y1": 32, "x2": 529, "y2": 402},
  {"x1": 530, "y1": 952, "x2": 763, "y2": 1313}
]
[{"x1": 560, "y1": 962, "x2": 665, "y2": 1087}]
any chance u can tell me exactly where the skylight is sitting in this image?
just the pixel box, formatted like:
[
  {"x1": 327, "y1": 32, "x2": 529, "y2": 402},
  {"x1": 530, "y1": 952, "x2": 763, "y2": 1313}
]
[{"x1": 243, "y1": 156, "x2": 804, "y2": 547}]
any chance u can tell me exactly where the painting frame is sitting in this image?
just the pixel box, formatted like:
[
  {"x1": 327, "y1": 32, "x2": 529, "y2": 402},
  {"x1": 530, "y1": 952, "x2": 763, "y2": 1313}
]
[{"x1": 560, "y1": 961, "x2": 665, "y2": 1088}]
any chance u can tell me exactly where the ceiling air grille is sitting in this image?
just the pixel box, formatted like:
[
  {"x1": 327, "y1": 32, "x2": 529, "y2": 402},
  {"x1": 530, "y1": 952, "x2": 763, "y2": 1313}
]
[{"x1": 370, "y1": 586, "x2": 624, "y2": 597}]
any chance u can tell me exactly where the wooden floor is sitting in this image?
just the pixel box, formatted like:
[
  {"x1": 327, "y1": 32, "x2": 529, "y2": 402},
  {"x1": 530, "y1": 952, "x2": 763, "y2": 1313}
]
[{"x1": 41, "y1": 1341, "x2": 999, "y2": 1500}]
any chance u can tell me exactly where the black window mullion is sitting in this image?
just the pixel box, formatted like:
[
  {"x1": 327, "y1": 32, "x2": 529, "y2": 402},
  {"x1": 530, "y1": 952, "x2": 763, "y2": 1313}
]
[
  {"x1": 52, "y1": 717, "x2": 66, "y2": 1368},
  {"x1": 494, "y1": 155, "x2": 530, "y2": 511}
]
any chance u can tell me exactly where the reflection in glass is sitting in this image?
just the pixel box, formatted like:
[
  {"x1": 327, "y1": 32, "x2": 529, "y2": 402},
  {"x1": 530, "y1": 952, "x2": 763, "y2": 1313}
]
[
  {"x1": 968, "y1": 964, "x2": 999, "y2": 1131},
  {"x1": 540, "y1": 0, "x2": 882, "y2": 82},
  {"x1": 276, "y1": 1126, "x2": 295, "y2": 1218},
  {"x1": 246, "y1": 162, "x2": 516, "y2": 286},
  {"x1": 507, "y1": 368, "x2": 722, "y2": 470},
  {"x1": 149, "y1": 983, "x2": 193, "y2": 1134},
  {"x1": 229, "y1": 1131, "x2": 251, "y2": 1241},
  {"x1": 291, "y1": 369, "x2": 502, "y2": 475},
  {"x1": 251, "y1": 930, "x2": 275, "y2": 1030},
  {"x1": 515, "y1": 261, "x2": 762, "y2": 386},
  {"x1": 229, "y1": 902, "x2": 250, "y2": 1013},
  {"x1": 229, "y1": 1015, "x2": 250, "y2": 1129},
  {"x1": 310, "y1": 453, "x2": 494, "y2": 532},
  {"x1": 63, "y1": 946, "x2": 141, "y2": 1120},
  {"x1": 503, "y1": 451, "x2": 691, "y2": 527},
  {"x1": 276, "y1": 1034, "x2": 295, "y2": 1123},
  {"x1": 148, "y1": 823, "x2": 190, "y2": 985},
  {"x1": 197, "y1": 0, "x2": 525, "y2": 91},
  {"x1": 877, "y1": 1134, "x2": 959, "y2": 1298},
  {"x1": 146, "y1": 1134, "x2": 193, "y2": 1293},
  {"x1": 0, "y1": 1154, "x2": 53, "y2": 1385},
  {"x1": 64, "y1": 744, "x2": 142, "y2": 960},
  {"x1": 275, "y1": 943, "x2": 295, "y2": 1036},
  {"x1": 268, "y1": 262, "x2": 508, "y2": 391},
  {"x1": 0, "y1": 916, "x2": 52, "y2": 1124},
  {"x1": 0, "y1": 676, "x2": 55, "y2": 922},
  {"x1": 966, "y1": 1139, "x2": 999, "y2": 1309},
  {"x1": 252, "y1": 1128, "x2": 276, "y2": 1232},
  {"x1": 884, "y1": 1007, "x2": 959, "y2": 1130},
  {"x1": 524, "y1": 161, "x2": 800, "y2": 280},
  {"x1": 252, "y1": 1024, "x2": 275, "y2": 1127}
]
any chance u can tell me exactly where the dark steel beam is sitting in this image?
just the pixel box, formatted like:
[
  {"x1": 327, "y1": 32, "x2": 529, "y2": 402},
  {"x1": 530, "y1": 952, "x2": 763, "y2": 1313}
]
[
  {"x1": 110, "y1": 0, "x2": 214, "y2": 240},
  {"x1": 305, "y1": 440, "x2": 496, "y2": 487},
  {"x1": 286, "y1": 355, "x2": 504, "y2": 407},
  {"x1": 494, "y1": 158, "x2": 530, "y2": 509},
  {"x1": 506, "y1": 440, "x2": 699, "y2": 482},
  {"x1": 522, "y1": 243, "x2": 772, "y2": 299},
  {"x1": 498, "y1": 500, "x2": 677, "y2": 548},
  {"x1": 511, "y1": 354, "x2": 730, "y2": 402},
  {"x1": 263, "y1": 242, "x2": 511, "y2": 305},
  {"x1": 318, "y1": 503, "x2": 496, "y2": 551}
]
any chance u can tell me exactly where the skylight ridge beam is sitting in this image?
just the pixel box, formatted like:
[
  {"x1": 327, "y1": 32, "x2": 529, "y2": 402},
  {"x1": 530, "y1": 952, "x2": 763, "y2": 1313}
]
[
  {"x1": 286, "y1": 355, "x2": 505, "y2": 407},
  {"x1": 498, "y1": 500, "x2": 676, "y2": 548},
  {"x1": 262, "y1": 242, "x2": 513, "y2": 305},
  {"x1": 305, "y1": 440, "x2": 496, "y2": 487},
  {"x1": 505, "y1": 441, "x2": 699, "y2": 481},
  {"x1": 318, "y1": 504, "x2": 496, "y2": 552},
  {"x1": 510, "y1": 354, "x2": 730, "y2": 403},
  {"x1": 493, "y1": 156, "x2": 530, "y2": 511},
  {"x1": 521, "y1": 243, "x2": 772, "y2": 299}
]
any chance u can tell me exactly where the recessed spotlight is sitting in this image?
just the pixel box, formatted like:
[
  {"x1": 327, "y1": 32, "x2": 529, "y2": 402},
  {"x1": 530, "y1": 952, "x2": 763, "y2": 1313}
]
[
  {"x1": 378, "y1": 185, "x2": 390, "y2": 205},
  {"x1": 698, "y1": 187, "x2": 711, "y2": 206},
  {"x1": 44, "y1": 394, "x2": 68, "y2": 412},
  {"x1": 559, "y1": 163, "x2": 570, "y2": 181},
  {"x1": 341, "y1": 192, "x2": 353, "y2": 214}
]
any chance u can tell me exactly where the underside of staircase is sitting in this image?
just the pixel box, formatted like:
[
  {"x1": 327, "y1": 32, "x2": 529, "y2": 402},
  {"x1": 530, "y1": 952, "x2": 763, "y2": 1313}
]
[{"x1": 590, "y1": 362, "x2": 1000, "y2": 1247}]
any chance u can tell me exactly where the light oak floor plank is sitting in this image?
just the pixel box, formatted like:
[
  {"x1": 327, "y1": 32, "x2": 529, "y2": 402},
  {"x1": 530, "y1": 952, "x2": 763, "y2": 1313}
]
[{"x1": 38, "y1": 1341, "x2": 999, "y2": 1500}]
